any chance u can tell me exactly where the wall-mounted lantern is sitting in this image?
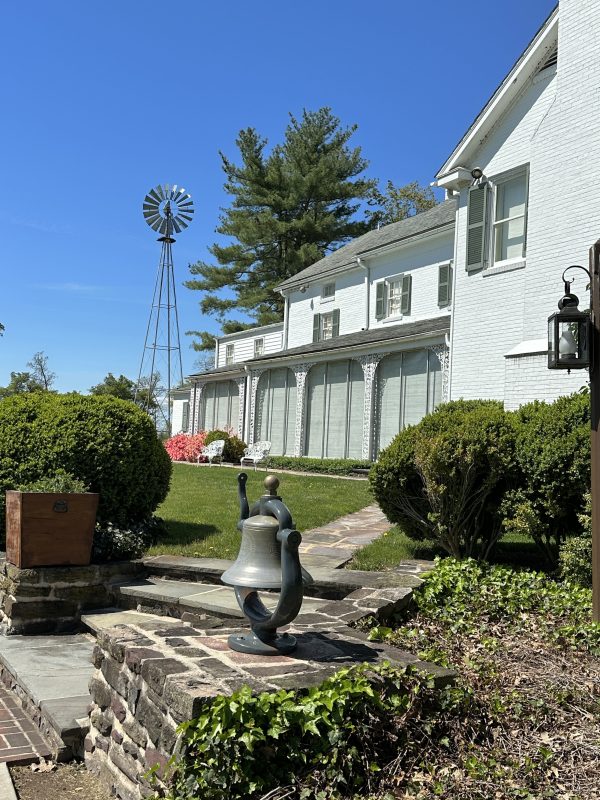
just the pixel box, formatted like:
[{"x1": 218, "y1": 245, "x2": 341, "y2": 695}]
[{"x1": 548, "y1": 271, "x2": 591, "y2": 370}]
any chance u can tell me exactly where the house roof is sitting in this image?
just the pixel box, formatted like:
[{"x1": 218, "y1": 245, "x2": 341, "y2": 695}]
[
  {"x1": 250, "y1": 315, "x2": 451, "y2": 363},
  {"x1": 276, "y1": 200, "x2": 456, "y2": 292},
  {"x1": 187, "y1": 363, "x2": 244, "y2": 380},
  {"x1": 436, "y1": 5, "x2": 558, "y2": 179}
]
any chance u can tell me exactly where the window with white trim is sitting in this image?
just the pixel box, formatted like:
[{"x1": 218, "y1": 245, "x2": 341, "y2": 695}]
[
  {"x1": 492, "y1": 168, "x2": 528, "y2": 265},
  {"x1": 321, "y1": 282, "x2": 335, "y2": 300},
  {"x1": 387, "y1": 279, "x2": 402, "y2": 317},
  {"x1": 254, "y1": 338, "x2": 264, "y2": 358},
  {"x1": 321, "y1": 312, "x2": 334, "y2": 340},
  {"x1": 375, "y1": 274, "x2": 412, "y2": 320},
  {"x1": 225, "y1": 343, "x2": 234, "y2": 365}
]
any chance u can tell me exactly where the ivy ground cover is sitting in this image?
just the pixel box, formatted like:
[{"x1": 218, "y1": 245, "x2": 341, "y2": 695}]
[{"x1": 149, "y1": 463, "x2": 372, "y2": 559}]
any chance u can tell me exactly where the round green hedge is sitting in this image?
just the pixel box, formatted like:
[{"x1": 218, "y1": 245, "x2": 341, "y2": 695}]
[{"x1": 0, "y1": 393, "x2": 172, "y2": 534}]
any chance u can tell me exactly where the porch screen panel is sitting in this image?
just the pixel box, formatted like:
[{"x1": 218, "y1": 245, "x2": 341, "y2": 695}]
[
  {"x1": 376, "y1": 353, "x2": 403, "y2": 454},
  {"x1": 256, "y1": 368, "x2": 297, "y2": 455},
  {"x1": 346, "y1": 360, "x2": 365, "y2": 459},
  {"x1": 401, "y1": 350, "x2": 429, "y2": 428},
  {"x1": 202, "y1": 383, "x2": 216, "y2": 430},
  {"x1": 305, "y1": 364, "x2": 326, "y2": 458},
  {"x1": 228, "y1": 382, "x2": 240, "y2": 431},
  {"x1": 324, "y1": 361, "x2": 349, "y2": 458},
  {"x1": 427, "y1": 351, "x2": 443, "y2": 413}
]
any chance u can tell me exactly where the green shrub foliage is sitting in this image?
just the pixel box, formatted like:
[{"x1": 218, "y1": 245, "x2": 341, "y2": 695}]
[
  {"x1": 370, "y1": 400, "x2": 517, "y2": 559},
  {"x1": 0, "y1": 393, "x2": 172, "y2": 535},
  {"x1": 92, "y1": 515, "x2": 167, "y2": 562},
  {"x1": 203, "y1": 429, "x2": 246, "y2": 463},
  {"x1": 559, "y1": 492, "x2": 592, "y2": 587},
  {"x1": 18, "y1": 469, "x2": 89, "y2": 493},
  {"x1": 168, "y1": 662, "x2": 459, "y2": 800},
  {"x1": 267, "y1": 456, "x2": 372, "y2": 475},
  {"x1": 504, "y1": 390, "x2": 590, "y2": 565}
]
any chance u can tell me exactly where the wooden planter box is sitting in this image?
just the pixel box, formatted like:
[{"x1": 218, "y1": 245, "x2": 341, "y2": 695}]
[{"x1": 5, "y1": 490, "x2": 100, "y2": 568}]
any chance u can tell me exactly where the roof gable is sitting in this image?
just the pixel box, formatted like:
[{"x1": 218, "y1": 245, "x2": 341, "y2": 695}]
[{"x1": 436, "y1": 6, "x2": 558, "y2": 181}]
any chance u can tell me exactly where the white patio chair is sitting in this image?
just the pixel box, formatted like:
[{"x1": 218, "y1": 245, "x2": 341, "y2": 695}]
[
  {"x1": 240, "y1": 441, "x2": 272, "y2": 471},
  {"x1": 197, "y1": 439, "x2": 225, "y2": 467}
]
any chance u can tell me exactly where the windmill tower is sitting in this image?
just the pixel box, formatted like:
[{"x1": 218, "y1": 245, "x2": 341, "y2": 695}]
[{"x1": 135, "y1": 184, "x2": 194, "y2": 434}]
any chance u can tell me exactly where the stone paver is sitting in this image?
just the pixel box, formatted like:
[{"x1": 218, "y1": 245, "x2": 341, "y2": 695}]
[
  {"x1": 299, "y1": 504, "x2": 391, "y2": 568},
  {"x1": 0, "y1": 685, "x2": 52, "y2": 764}
]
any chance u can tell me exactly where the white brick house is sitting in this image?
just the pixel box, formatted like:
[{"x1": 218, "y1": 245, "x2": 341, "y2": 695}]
[{"x1": 184, "y1": 0, "x2": 593, "y2": 455}]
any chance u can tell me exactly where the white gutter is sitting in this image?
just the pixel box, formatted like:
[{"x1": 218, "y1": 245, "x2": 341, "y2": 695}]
[
  {"x1": 282, "y1": 291, "x2": 290, "y2": 350},
  {"x1": 243, "y1": 365, "x2": 252, "y2": 443}
]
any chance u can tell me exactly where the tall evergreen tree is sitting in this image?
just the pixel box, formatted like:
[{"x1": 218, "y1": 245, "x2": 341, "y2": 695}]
[{"x1": 186, "y1": 108, "x2": 377, "y2": 351}]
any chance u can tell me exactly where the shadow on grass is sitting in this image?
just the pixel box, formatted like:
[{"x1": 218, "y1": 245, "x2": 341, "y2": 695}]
[{"x1": 157, "y1": 520, "x2": 221, "y2": 548}]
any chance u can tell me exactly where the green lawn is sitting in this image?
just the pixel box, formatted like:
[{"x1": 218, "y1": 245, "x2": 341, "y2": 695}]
[
  {"x1": 149, "y1": 463, "x2": 373, "y2": 559},
  {"x1": 350, "y1": 524, "x2": 549, "y2": 572}
]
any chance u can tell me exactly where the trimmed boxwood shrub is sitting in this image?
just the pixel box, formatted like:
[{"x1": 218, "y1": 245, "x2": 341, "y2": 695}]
[
  {"x1": 370, "y1": 400, "x2": 518, "y2": 559},
  {"x1": 0, "y1": 393, "x2": 172, "y2": 538},
  {"x1": 203, "y1": 429, "x2": 246, "y2": 463},
  {"x1": 267, "y1": 456, "x2": 372, "y2": 475},
  {"x1": 503, "y1": 390, "x2": 590, "y2": 565}
]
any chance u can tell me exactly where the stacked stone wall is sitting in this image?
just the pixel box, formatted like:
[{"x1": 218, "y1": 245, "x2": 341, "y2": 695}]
[{"x1": 0, "y1": 560, "x2": 145, "y2": 634}]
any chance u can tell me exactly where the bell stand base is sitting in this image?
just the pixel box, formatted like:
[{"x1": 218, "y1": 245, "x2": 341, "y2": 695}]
[{"x1": 227, "y1": 631, "x2": 297, "y2": 656}]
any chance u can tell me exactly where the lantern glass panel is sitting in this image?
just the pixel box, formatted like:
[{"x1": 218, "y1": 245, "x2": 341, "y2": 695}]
[{"x1": 547, "y1": 310, "x2": 590, "y2": 369}]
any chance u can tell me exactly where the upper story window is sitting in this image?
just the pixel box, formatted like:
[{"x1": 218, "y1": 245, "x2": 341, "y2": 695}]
[
  {"x1": 254, "y1": 337, "x2": 264, "y2": 358},
  {"x1": 466, "y1": 165, "x2": 529, "y2": 272},
  {"x1": 493, "y1": 169, "x2": 528, "y2": 265},
  {"x1": 375, "y1": 275, "x2": 412, "y2": 321},
  {"x1": 321, "y1": 282, "x2": 335, "y2": 300},
  {"x1": 225, "y1": 343, "x2": 234, "y2": 365},
  {"x1": 313, "y1": 309, "x2": 340, "y2": 342}
]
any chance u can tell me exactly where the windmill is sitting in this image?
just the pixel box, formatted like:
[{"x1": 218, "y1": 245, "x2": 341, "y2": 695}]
[{"x1": 135, "y1": 184, "x2": 194, "y2": 434}]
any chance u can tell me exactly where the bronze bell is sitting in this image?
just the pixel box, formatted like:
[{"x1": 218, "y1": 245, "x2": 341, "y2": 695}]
[
  {"x1": 221, "y1": 473, "x2": 312, "y2": 656},
  {"x1": 220, "y1": 511, "x2": 284, "y2": 589}
]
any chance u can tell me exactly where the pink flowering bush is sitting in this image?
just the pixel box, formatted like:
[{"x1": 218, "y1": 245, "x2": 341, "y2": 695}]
[{"x1": 164, "y1": 431, "x2": 207, "y2": 462}]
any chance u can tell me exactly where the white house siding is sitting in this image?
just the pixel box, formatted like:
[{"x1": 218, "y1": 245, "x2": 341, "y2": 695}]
[
  {"x1": 286, "y1": 269, "x2": 365, "y2": 349},
  {"x1": 171, "y1": 396, "x2": 190, "y2": 433},
  {"x1": 449, "y1": 67, "x2": 559, "y2": 401},
  {"x1": 504, "y1": 351, "x2": 584, "y2": 412},
  {"x1": 216, "y1": 325, "x2": 283, "y2": 368},
  {"x1": 368, "y1": 232, "x2": 454, "y2": 330}
]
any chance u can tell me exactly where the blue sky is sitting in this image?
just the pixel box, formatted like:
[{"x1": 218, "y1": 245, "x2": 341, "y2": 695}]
[{"x1": 0, "y1": 0, "x2": 556, "y2": 393}]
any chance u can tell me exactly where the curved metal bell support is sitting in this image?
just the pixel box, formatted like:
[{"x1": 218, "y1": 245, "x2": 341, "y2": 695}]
[{"x1": 225, "y1": 474, "x2": 313, "y2": 656}]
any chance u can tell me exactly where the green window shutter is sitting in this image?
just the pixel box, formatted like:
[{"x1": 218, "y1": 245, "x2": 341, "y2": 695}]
[
  {"x1": 401, "y1": 274, "x2": 412, "y2": 315},
  {"x1": 438, "y1": 263, "x2": 452, "y2": 306},
  {"x1": 313, "y1": 313, "x2": 321, "y2": 342},
  {"x1": 332, "y1": 308, "x2": 340, "y2": 338},
  {"x1": 375, "y1": 282, "x2": 387, "y2": 319},
  {"x1": 466, "y1": 184, "x2": 489, "y2": 271}
]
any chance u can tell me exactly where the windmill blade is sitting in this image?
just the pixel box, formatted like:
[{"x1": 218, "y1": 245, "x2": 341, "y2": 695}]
[
  {"x1": 179, "y1": 212, "x2": 194, "y2": 222},
  {"x1": 174, "y1": 217, "x2": 187, "y2": 231},
  {"x1": 155, "y1": 185, "x2": 166, "y2": 200},
  {"x1": 143, "y1": 199, "x2": 160, "y2": 210},
  {"x1": 172, "y1": 218, "x2": 182, "y2": 234},
  {"x1": 150, "y1": 217, "x2": 163, "y2": 232},
  {"x1": 178, "y1": 198, "x2": 193, "y2": 209},
  {"x1": 147, "y1": 188, "x2": 162, "y2": 204},
  {"x1": 143, "y1": 206, "x2": 160, "y2": 217},
  {"x1": 164, "y1": 183, "x2": 171, "y2": 197},
  {"x1": 145, "y1": 215, "x2": 161, "y2": 229}
]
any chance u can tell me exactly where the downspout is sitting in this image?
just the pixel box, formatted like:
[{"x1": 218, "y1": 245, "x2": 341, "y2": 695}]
[
  {"x1": 447, "y1": 210, "x2": 460, "y2": 401},
  {"x1": 281, "y1": 290, "x2": 290, "y2": 350},
  {"x1": 356, "y1": 257, "x2": 370, "y2": 330}
]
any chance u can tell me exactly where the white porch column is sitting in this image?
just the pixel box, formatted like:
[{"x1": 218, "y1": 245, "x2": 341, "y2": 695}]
[
  {"x1": 248, "y1": 369, "x2": 265, "y2": 445},
  {"x1": 357, "y1": 354, "x2": 386, "y2": 461},
  {"x1": 428, "y1": 344, "x2": 450, "y2": 402},
  {"x1": 193, "y1": 384, "x2": 204, "y2": 433},
  {"x1": 291, "y1": 363, "x2": 313, "y2": 457},
  {"x1": 235, "y1": 376, "x2": 246, "y2": 440}
]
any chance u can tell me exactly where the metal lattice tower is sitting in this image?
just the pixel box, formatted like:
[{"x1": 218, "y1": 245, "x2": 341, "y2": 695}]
[{"x1": 135, "y1": 184, "x2": 194, "y2": 434}]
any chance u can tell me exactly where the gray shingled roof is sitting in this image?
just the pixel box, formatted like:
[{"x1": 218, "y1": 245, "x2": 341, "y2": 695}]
[
  {"x1": 277, "y1": 200, "x2": 456, "y2": 292},
  {"x1": 250, "y1": 316, "x2": 450, "y2": 362},
  {"x1": 188, "y1": 363, "x2": 244, "y2": 380}
]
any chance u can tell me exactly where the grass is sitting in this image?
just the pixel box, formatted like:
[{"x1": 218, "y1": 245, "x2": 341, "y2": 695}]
[
  {"x1": 350, "y1": 524, "x2": 550, "y2": 572},
  {"x1": 149, "y1": 463, "x2": 373, "y2": 559}
]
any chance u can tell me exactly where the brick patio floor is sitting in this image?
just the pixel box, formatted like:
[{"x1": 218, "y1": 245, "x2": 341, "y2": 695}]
[{"x1": 0, "y1": 685, "x2": 52, "y2": 764}]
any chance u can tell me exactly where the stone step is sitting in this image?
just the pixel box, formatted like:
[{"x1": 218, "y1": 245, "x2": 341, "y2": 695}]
[
  {"x1": 142, "y1": 555, "x2": 427, "y2": 600},
  {"x1": 0, "y1": 633, "x2": 95, "y2": 760},
  {"x1": 115, "y1": 579, "x2": 342, "y2": 620}
]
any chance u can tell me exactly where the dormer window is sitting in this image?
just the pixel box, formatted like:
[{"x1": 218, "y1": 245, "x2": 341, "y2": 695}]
[{"x1": 321, "y1": 282, "x2": 335, "y2": 300}]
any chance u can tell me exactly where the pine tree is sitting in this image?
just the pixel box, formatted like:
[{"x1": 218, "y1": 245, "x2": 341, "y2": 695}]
[{"x1": 185, "y1": 108, "x2": 377, "y2": 351}]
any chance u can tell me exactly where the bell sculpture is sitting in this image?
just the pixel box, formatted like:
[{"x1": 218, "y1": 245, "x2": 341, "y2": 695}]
[{"x1": 221, "y1": 473, "x2": 313, "y2": 656}]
